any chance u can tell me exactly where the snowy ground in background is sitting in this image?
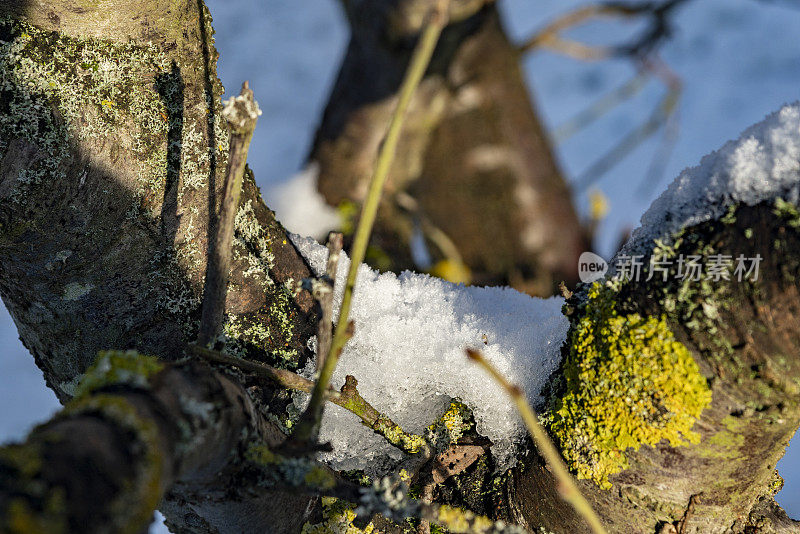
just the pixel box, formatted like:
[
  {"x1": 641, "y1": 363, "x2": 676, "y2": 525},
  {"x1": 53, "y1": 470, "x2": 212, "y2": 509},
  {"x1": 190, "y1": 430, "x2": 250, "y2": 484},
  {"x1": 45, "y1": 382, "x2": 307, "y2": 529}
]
[{"x1": 0, "y1": 1, "x2": 798, "y2": 531}]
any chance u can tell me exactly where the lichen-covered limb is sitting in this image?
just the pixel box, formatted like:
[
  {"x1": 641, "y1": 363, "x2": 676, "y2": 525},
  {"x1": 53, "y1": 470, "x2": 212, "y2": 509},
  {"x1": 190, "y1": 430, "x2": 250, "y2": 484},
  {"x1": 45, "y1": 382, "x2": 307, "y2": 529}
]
[
  {"x1": 0, "y1": 3, "x2": 317, "y2": 530},
  {"x1": 0, "y1": 353, "x2": 283, "y2": 534},
  {"x1": 504, "y1": 203, "x2": 800, "y2": 533}
]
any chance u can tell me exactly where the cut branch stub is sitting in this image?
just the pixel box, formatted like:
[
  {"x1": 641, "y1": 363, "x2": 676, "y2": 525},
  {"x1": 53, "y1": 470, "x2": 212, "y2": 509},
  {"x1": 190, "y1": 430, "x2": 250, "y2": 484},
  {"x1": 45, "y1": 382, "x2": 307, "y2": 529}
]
[{"x1": 197, "y1": 81, "x2": 261, "y2": 347}]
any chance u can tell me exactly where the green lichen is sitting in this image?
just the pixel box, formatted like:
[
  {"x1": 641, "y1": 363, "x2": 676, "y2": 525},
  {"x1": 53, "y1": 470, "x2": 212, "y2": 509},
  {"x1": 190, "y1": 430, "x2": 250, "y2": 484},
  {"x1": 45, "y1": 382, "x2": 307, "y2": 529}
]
[
  {"x1": 550, "y1": 282, "x2": 712, "y2": 489},
  {"x1": 0, "y1": 18, "x2": 175, "y2": 210},
  {"x1": 221, "y1": 199, "x2": 300, "y2": 362},
  {"x1": 245, "y1": 441, "x2": 340, "y2": 493},
  {"x1": 304, "y1": 466, "x2": 337, "y2": 490},
  {"x1": 773, "y1": 197, "x2": 800, "y2": 227},
  {"x1": 697, "y1": 429, "x2": 744, "y2": 459},
  {"x1": 244, "y1": 443, "x2": 278, "y2": 465},
  {"x1": 5, "y1": 495, "x2": 67, "y2": 534},
  {"x1": 651, "y1": 232, "x2": 736, "y2": 356},
  {"x1": 0, "y1": 441, "x2": 68, "y2": 534},
  {"x1": 74, "y1": 350, "x2": 164, "y2": 399},
  {"x1": 0, "y1": 443, "x2": 42, "y2": 479},
  {"x1": 61, "y1": 282, "x2": 94, "y2": 301}
]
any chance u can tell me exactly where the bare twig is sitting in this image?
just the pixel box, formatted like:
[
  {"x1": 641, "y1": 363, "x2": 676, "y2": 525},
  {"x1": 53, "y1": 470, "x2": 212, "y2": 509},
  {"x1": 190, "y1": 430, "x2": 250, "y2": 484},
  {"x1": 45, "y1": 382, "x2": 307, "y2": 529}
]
[
  {"x1": 191, "y1": 344, "x2": 316, "y2": 393},
  {"x1": 197, "y1": 82, "x2": 261, "y2": 347},
  {"x1": 520, "y1": 3, "x2": 687, "y2": 192},
  {"x1": 574, "y1": 73, "x2": 680, "y2": 191},
  {"x1": 519, "y1": 1, "x2": 691, "y2": 59},
  {"x1": 518, "y1": 4, "x2": 637, "y2": 58},
  {"x1": 552, "y1": 72, "x2": 649, "y2": 144},
  {"x1": 314, "y1": 232, "x2": 344, "y2": 373},
  {"x1": 290, "y1": 0, "x2": 452, "y2": 447},
  {"x1": 466, "y1": 349, "x2": 607, "y2": 534},
  {"x1": 190, "y1": 344, "x2": 426, "y2": 454}
]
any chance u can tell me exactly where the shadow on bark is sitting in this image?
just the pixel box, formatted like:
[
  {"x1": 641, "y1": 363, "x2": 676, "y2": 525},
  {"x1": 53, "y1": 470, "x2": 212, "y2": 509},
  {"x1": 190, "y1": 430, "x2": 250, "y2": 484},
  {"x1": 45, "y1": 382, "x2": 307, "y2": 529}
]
[{"x1": 0, "y1": 9, "x2": 320, "y2": 530}]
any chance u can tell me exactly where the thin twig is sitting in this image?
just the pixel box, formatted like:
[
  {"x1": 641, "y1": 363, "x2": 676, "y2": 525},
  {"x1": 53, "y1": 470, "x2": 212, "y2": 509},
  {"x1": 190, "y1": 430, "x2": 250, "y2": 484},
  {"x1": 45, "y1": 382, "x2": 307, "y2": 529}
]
[
  {"x1": 190, "y1": 344, "x2": 426, "y2": 454},
  {"x1": 290, "y1": 0, "x2": 452, "y2": 446},
  {"x1": 552, "y1": 72, "x2": 649, "y2": 144},
  {"x1": 314, "y1": 232, "x2": 344, "y2": 373},
  {"x1": 518, "y1": 1, "x2": 691, "y2": 59},
  {"x1": 574, "y1": 80, "x2": 680, "y2": 191},
  {"x1": 466, "y1": 349, "x2": 607, "y2": 534},
  {"x1": 191, "y1": 344, "x2": 317, "y2": 393},
  {"x1": 518, "y1": 4, "x2": 637, "y2": 57},
  {"x1": 197, "y1": 82, "x2": 261, "y2": 347}
]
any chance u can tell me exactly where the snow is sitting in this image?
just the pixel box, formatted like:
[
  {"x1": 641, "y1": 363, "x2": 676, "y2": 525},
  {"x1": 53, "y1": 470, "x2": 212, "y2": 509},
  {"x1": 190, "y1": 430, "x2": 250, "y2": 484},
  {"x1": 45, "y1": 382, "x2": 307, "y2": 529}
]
[
  {"x1": 285, "y1": 101, "x2": 800, "y2": 475},
  {"x1": 620, "y1": 103, "x2": 800, "y2": 257},
  {"x1": 0, "y1": 1, "x2": 796, "y2": 530},
  {"x1": 289, "y1": 234, "x2": 569, "y2": 472},
  {"x1": 265, "y1": 164, "x2": 340, "y2": 240}
]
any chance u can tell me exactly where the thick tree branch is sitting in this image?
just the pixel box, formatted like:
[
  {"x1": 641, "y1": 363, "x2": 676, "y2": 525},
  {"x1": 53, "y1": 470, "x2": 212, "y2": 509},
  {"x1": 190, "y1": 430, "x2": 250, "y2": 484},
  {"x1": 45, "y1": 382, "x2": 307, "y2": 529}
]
[
  {"x1": 0, "y1": 2, "x2": 317, "y2": 531},
  {"x1": 502, "y1": 203, "x2": 800, "y2": 533},
  {"x1": 0, "y1": 355, "x2": 270, "y2": 534}
]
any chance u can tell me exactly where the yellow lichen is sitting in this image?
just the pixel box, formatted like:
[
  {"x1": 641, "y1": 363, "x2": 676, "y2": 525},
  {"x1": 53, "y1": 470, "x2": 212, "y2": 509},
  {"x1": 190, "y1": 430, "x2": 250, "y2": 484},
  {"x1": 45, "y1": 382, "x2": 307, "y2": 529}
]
[
  {"x1": 74, "y1": 350, "x2": 164, "y2": 399},
  {"x1": 436, "y1": 505, "x2": 497, "y2": 533},
  {"x1": 301, "y1": 498, "x2": 374, "y2": 534},
  {"x1": 550, "y1": 282, "x2": 712, "y2": 489},
  {"x1": 372, "y1": 416, "x2": 426, "y2": 454},
  {"x1": 427, "y1": 401, "x2": 472, "y2": 448}
]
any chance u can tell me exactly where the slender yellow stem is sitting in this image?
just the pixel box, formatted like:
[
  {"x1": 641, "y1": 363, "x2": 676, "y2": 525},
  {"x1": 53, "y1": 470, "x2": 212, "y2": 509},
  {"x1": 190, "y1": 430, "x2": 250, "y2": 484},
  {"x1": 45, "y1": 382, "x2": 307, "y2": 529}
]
[
  {"x1": 291, "y1": 0, "x2": 451, "y2": 445},
  {"x1": 466, "y1": 349, "x2": 607, "y2": 534}
]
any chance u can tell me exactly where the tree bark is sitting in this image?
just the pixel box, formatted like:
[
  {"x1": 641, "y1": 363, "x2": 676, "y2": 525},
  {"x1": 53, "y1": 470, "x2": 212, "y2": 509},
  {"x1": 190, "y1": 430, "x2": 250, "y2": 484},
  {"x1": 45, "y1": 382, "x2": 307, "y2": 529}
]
[
  {"x1": 310, "y1": 2, "x2": 587, "y2": 295},
  {"x1": 499, "y1": 203, "x2": 800, "y2": 533},
  {"x1": 1, "y1": 2, "x2": 800, "y2": 534},
  {"x1": 0, "y1": 1, "x2": 318, "y2": 531}
]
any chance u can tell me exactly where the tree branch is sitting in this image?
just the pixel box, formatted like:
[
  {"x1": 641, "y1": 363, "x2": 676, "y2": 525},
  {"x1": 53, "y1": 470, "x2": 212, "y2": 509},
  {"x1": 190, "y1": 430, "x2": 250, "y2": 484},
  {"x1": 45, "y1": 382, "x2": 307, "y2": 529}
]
[
  {"x1": 190, "y1": 345, "x2": 427, "y2": 455},
  {"x1": 197, "y1": 82, "x2": 261, "y2": 346}
]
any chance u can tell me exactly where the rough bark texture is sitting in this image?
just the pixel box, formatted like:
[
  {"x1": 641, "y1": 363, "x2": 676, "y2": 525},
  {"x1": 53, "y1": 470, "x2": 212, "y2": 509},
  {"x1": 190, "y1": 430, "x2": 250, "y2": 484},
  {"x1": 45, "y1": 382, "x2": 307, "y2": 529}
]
[
  {"x1": 0, "y1": 1, "x2": 318, "y2": 531},
  {"x1": 0, "y1": 358, "x2": 302, "y2": 534},
  {"x1": 1, "y1": 2, "x2": 799, "y2": 534},
  {"x1": 311, "y1": 2, "x2": 587, "y2": 294},
  {"x1": 500, "y1": 203, "x2": 800, "y2": 533}
]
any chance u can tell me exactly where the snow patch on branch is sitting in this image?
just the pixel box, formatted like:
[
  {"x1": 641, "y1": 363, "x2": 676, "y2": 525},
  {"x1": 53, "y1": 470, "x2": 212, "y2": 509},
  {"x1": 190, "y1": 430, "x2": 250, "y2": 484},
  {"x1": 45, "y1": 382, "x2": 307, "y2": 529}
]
[
  {"x1": 622, "y1": 102, "x2": 800, "y2": 256},
  {"x1": 289, "y1": 234, "x2": 569, "y2": 473}
]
